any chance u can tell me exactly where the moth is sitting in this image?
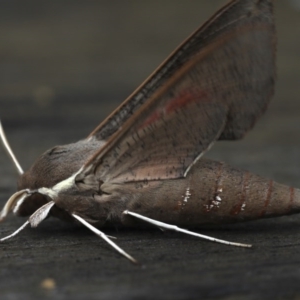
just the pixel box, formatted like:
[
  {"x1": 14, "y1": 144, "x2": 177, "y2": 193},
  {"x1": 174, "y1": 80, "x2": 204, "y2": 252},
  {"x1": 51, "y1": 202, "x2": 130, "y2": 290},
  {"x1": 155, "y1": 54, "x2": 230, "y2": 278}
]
[{"x1": 0, "y1": 0, "x2": 290, "y2": 264}]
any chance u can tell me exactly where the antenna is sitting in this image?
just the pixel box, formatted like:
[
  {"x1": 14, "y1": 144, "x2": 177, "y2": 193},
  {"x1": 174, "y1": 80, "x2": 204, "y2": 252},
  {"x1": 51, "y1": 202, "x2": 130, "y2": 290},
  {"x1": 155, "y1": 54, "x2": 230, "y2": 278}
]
[{"x1": 0, "y1": 120, "x2": 24, "y2": 175}]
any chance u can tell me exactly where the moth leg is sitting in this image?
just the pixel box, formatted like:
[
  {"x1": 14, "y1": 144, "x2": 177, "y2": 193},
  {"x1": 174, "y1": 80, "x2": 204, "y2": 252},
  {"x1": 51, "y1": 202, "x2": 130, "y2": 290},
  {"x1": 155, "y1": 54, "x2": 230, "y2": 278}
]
[
  {"x1": 123, "y1": 210, "x2": 252, "y2": 248},
  {"x1": 0, "y1": 201, "x2": 55, "y2": 242},
  {"x1": 72, "y1": 214, "x2": 138, "y2": 264},
  {"x1": 0, "y1": 220, "x2": 30, "y2": 242},
  {"x1": 29, "y1": 201, "x2": 55, "y2": 227}
]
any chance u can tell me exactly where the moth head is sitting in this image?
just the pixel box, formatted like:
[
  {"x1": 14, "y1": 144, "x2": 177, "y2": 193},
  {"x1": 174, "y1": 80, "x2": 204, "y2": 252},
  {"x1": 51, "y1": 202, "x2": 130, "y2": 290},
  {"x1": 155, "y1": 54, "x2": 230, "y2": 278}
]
[{"x1": 0, "y1": 121, "x2": 102, "y2": 221}]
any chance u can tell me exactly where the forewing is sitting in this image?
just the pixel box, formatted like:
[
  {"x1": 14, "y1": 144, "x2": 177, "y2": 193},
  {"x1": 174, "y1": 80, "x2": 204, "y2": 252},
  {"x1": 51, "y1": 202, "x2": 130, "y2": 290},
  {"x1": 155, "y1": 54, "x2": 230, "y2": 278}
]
[
  {"x1": 77, "y1": 0, "x2": 275, "y2": 184},
  {"x1": 88, "y1": 0, "x2": 275, "y2": 143}
]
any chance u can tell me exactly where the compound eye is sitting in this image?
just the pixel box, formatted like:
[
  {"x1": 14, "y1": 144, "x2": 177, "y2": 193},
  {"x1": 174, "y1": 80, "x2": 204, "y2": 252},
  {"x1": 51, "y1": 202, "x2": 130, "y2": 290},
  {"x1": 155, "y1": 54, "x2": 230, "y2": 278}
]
[
  {"x1": 48, "y1": 146, "x2": 68, "y2": 156},
  {"x1": 15, "y1": 193, "x2": 48, "y2": 217}
]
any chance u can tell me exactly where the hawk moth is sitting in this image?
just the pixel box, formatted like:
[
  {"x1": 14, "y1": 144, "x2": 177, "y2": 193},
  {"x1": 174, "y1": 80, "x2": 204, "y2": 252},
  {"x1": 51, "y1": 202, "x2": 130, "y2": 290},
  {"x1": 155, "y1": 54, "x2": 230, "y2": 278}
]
[{"x1": 1, "y1": 0, "x2": 291, "y2": 263}]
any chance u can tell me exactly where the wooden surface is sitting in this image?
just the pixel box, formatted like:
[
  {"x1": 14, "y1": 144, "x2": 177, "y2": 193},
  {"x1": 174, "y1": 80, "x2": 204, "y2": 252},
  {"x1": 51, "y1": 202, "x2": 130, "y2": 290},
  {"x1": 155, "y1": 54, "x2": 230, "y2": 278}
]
[{"x1": 1, "y1": 1, "x2": 300, "y2": 299}]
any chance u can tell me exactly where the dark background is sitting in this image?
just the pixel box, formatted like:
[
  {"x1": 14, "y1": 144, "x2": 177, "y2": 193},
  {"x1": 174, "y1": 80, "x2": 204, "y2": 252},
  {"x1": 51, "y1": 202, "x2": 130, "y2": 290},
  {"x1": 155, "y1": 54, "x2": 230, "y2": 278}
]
[{"x1": 1, "y1": 1, "x2": 300, "y2": 299}]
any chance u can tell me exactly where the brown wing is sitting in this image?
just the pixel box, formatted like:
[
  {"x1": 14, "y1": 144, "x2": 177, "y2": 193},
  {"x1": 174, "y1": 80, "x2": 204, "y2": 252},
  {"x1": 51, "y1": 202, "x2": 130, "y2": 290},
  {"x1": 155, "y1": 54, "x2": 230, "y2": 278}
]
[
  {"x1": 77, "y1": 0, "x2": 275, "y2": 184},
  {"x1": 88, "y1": 0, "x2": 275, "y2": 143}
]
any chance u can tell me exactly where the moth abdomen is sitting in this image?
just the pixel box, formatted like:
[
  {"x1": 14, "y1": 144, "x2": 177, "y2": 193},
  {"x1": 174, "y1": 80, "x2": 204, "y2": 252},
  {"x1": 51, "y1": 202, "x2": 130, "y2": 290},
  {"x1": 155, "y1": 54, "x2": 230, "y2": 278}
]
[
  {"x1": 191, "y1": 160, "x2": 300, "y2": 224},
  {"x1": 123, "y1": 159, "x2": 300, "y2": 228}
]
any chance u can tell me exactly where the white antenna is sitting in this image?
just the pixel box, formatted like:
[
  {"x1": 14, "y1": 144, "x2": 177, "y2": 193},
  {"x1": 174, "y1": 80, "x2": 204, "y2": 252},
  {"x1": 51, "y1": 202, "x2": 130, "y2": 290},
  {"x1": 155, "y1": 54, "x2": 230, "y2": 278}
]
[{"x1": 0, "y1": 119, "x2": 24, "y2": 175}]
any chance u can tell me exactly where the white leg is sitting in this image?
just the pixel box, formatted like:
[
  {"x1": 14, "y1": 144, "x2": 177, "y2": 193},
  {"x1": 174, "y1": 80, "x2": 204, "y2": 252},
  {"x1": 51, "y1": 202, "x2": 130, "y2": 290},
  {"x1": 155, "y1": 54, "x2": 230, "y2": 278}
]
[
  {"x1": 0, "y1": 201, "x2": 56, "y2": 241},
  {"x1": 29, "y1": 201, "x2": 55, "y2": 227},
  {"x1": 0, "y1": 220, "x2": 30, "y2": 242},
  {"x1": 72, "y1": 214, "x2": 138, "y2": 264},
  {"x1": 123, "y1": 210, "x2": 252, "y2": 248}
]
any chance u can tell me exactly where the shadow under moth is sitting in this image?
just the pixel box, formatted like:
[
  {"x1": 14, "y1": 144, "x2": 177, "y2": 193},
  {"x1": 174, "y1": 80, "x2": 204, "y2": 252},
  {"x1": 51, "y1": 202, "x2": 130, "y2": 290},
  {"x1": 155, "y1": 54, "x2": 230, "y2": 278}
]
[{"x1": 1, "y1": 0, "x2": 291, "y2": 263}]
